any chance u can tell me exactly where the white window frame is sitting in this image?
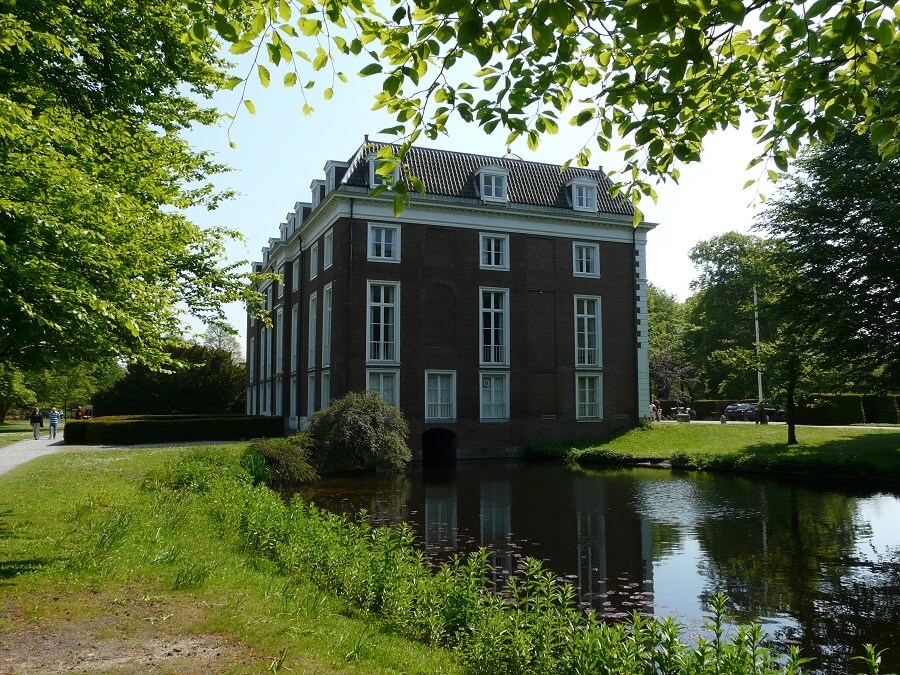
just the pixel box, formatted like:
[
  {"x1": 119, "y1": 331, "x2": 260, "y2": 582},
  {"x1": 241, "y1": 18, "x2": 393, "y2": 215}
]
[
  {"x1": 367, "y1": 369, "x2": 400, "y2": 407},
  {"x1": 275, "y1": 308, "x2": 284, "y2": 374},
  {"x1": 321, "y1": 371, "x2": 331, "y2": 409},
  {"x1": 308, "y1": 292, "x2": 317, "y2": 370},
  {"x1": 477, "y1": 166, "x2": 509, "y2": 203},
  {"x1": 322, "y1": 283, "x2": 332, "y2": 367},
  {"x1": 368, "y1": 156, "x2": 400, "y2": 187},
  {"x1": 573, "y1": 242, "x2": 601, "y2": 278},
  {"x1": 480, "y1": 371, "x2": 509, "y2": 422},
  {"x1": 261, "y1": 327, "x2": 271, "y2": 378},
  {"x1": 248, "y1": 337, "x2": 256, "y2": 384},
  {"x1": 324, "y1": 229, "x2": 334, "y2": 269},
  {"x1": 309, "y1": 242, "x2": 318, "y2": 280},
  {"x1": 277, "y1": 265, "x2": 285, "y2": 297},
  {"x1": 367, "y1": 280, "x2": 400, "y2": 364},
  {"x1": 576, "y1": 373, "x2": 603, "y2": 420},
  {"x1": 367, "y1": 223, "x2": 401, "y2": 262},
  {"x1": 479, "y1": 287, "x2": 509, "y2": 366},
  {"x1": 480, "y1": 233, "x2": 509, "y2": 270},
  {"x1": 425, "y1": 370, "x2": 456, "y2": 422},
  {"x1": 292, "y1": 256, "x2": 300, "y2": 290},
  {"x1": 275, "y1": 375, "x2": 283, "y2": 416},
  {"x1": 290, "y1": 305, "x2": 298, "y2": 373},
  {"x1": 306, "y1": 373, "x2": 316, "y2": 416},
  {"x1": 571, "y1": 181, "x2": 598, "y2": 212},
  {"x1": 574, "y1": 296, "x2": 602, "y2": 367}
]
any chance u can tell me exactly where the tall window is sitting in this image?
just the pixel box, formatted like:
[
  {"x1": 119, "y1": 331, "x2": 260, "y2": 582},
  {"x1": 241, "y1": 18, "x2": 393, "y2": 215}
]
[
  {"x1": 306, "y1": 373, "x2": 316, "y2": 416},
  {"x1": 309, "y1": 242, "x2": 318, "y2": 280},
  {"x1": 425, "y1": 371, "x2": 456, "y2": 421},
  {"x1": 248, "y1": 337, "x2": 256, "y2": 383},
  {"x1": 480, "y1": 288, "x2": 509, "y2": 365},
  {"x1": 277, "y1": 265, "x2": 284, "y2": 297},
  {"x1": 322, "y1": 284, "x2": 332, "y2": 366},
  {"x1": 480, "y1": 233, "x2": 509, "y2": 270},
  {"x1": 368, "y1": 281, "x2": 399, "y2": 362},
  {"x1": 289, "y1": 375, "x2": 297, "y2": 417},
  {"x1": 368, "y1": 224, "x2": 400, "y2": 261},
  {"x1": 292, "y1": 256, "x2": 300, "y2": 289},
  {"x1": 576, "y1": 374, "x2": 602, "y2": 419},
  {"x1": 324, "y1": 230, "x2": 334, "y2": 269},
  {"x1": 308, "y1": 293, "x2": 317, "y2": 369},
  {"x1": 368, "y1": 369, "x2": 399, "y2": 407},
  {"x1": 275, "y1": 308, "x2": 284, "y2": 374},
  {"x1": 573, "y1": 242, "x2": 600, "y2": 277},
  {"x1": 575, "y1": 296, "x2": 602, "y2": 366},
  {"x1": 290, "y1": 305, "x2": 298, "y2": 372},
  {"x1": 261, "y1": 327, "x2": 270, "y2": 378},
  {"x1": 480, "y1": 372, "x2": 509, "y2": 421},
  {"x1": 321, "y1": 371, "x2": 331, "y2": 409}
]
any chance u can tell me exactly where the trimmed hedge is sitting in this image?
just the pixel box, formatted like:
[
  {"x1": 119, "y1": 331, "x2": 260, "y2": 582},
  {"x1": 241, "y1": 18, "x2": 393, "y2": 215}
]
[
  {"x1": 63, "y1": 415, "x2": 284, "y2": 445},
  {"x1": 795, "y1": 394, "x2": 865, "y2": 426},
  {"x1": 863, "y1": 395, "x2": 899, "y2": 424}
]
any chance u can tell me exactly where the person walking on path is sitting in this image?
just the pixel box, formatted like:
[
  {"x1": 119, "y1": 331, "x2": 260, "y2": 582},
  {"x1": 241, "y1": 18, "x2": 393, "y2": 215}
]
[
  {"x1": 48, "y1": 407, "x2": 61, "y2": 439},
  {"x1": 29, "y1": 407, "x2": 43, "y2": 440}
]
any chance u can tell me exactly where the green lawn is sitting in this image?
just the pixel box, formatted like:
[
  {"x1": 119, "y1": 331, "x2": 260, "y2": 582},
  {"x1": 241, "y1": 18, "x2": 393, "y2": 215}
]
[
  {"x1": 0, "y1": 445, "x2": 461, "y2": 674},
  {"x1": 555, "y1": 423, "x2": 900, "y2": 480},
  {"x1": 0, "y1": 420, "x2": 32, "y2": 447}
]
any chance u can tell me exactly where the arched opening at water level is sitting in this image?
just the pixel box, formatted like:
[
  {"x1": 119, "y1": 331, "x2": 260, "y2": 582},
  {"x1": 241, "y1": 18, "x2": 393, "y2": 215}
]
[{"x1": 422, "y1": 428, "x2": 457, "y2": 464}]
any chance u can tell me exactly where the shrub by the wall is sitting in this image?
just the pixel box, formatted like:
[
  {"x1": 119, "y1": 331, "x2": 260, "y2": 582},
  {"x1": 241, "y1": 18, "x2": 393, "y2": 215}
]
[
  {"x1": 244, "y1": 435, "x2": 318, "y2": 486},
  {"x1": 863, "y1": 395, "x2": 899, "y2": 424},
  {"x1": 306, "y1": 392, "x2": 411, "y2": 473}
]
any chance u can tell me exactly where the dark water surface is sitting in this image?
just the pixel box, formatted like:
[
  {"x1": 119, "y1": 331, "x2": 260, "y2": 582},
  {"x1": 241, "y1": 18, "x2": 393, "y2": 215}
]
[{"x1": 296, "y1": 461, "x2": 900, "y2": 673}]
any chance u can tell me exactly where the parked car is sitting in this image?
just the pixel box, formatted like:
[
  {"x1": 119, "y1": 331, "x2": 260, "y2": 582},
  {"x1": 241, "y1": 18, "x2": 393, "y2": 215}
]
[
  {"x1": 743, "y1": 405, "x2": 786, "y2": 422},
  {"x1": 724, "y1": 403, "x2": 755, "y2": 420}
]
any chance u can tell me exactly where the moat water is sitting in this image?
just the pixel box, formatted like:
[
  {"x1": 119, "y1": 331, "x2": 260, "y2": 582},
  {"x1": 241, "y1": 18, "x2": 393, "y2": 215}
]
[{"x1": 296, "y1": 461, "x2": 900, "y2": 674}]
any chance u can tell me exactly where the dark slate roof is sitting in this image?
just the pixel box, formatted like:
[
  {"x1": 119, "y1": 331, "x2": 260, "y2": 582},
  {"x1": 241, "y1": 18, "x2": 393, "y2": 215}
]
[{"x1": 341, "y1": 140, "x2": 634, "y2": 217}]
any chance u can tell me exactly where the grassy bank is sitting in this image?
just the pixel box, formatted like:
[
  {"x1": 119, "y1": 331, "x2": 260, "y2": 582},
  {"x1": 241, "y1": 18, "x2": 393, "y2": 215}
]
[
  {"x1": 0, "y1": 420, "x2": 32, "y2": 447},
  {"x1": 541, "y1": 424, "x2": 900, "y2": 481},
  {"x1": 2, "y1": 443, "x2": 890, "y2": 674},
  {"x1": 0, "y1": 446, "x2": 461, "y2": 674}
]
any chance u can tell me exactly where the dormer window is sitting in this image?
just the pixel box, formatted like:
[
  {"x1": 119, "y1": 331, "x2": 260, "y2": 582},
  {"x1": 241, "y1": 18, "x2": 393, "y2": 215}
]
[
  {"x1": 568, "y1": 179, "x2": 598, "y2": 212},
  {"x1": 476, "y1": 165, "x2": 509, "y2": 203},
  {"x1": 310, "y1": 179, "x2": 325, "y2": 209},
  {"x1": 368, "y1": 155, "x2": 399, "y2": 188}
]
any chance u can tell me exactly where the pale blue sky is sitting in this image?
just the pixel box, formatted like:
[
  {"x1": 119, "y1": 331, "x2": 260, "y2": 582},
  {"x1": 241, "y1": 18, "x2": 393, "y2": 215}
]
[{"x1": 184, "y1": 69, "x2": 772, "y2": 349}]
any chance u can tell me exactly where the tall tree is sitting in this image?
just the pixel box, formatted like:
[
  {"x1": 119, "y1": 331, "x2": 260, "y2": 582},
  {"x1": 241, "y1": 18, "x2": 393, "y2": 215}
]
[
  {"x1": 92, "y1": 344, "x2": 246, "y2": 415},
  {"x1": 757, "y1": 126, "x2": 900, "y2": 392},
  {"x1": 647, "y1": 284, "x2": 690, "y2": 400},
  {"x1": 683, "y1": 233, "x2": 779, "y2": 400},
  {"x1": 201, "y1": 322, "x2": 244, "y2": 363},
  {"x1": 191, "y1": 0, "x2": 899, "y2": 215},
  {"x1": 0, "y1": 0, "x2": 263, "y2": 374}
]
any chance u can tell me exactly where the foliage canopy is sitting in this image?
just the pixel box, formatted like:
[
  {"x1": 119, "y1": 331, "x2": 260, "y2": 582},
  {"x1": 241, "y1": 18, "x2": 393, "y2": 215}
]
[
  {"x1": 0, "y1": 0, "x2": 262, "y2": 372},
  {"x1": 193, "y1": 0, "x2": 899, "y2": 215}
]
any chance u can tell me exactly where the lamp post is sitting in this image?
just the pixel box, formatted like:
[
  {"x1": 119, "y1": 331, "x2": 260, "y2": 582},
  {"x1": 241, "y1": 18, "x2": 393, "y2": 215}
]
[{"x1": 753, "y1": 286, "x2": 766, "y2": 423}]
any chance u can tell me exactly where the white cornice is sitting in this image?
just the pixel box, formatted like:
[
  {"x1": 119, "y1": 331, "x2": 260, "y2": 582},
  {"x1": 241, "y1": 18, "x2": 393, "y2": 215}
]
[{"x1": 295, "y1": 187, "x2": 655, "y2": 248}]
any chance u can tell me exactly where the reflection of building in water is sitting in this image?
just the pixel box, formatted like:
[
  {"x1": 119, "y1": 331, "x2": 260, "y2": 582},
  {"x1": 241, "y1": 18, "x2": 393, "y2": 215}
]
[
  {"x1": 424, "y1": 485, "x2": 458, "y2": 553},
  {"x1": 481, "y1": 481, "x2": 514, "y2": 581},
  {"x1": 576, "y1": 509, "x2": 607, "y2": 604},
  {"x1": 573, "y1": 474, "x2": 654, "y2": 616}
]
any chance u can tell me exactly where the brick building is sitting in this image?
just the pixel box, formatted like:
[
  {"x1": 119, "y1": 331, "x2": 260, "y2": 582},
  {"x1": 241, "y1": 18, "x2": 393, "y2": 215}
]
[{"x1": 246, "y1": 140, "x2": 654, "y2": 460}]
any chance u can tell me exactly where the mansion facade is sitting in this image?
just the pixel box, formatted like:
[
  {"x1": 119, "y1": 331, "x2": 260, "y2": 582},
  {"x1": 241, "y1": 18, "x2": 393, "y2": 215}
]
[{"x1": 246, "y1": 140, "x2": 654, "y2": 460}]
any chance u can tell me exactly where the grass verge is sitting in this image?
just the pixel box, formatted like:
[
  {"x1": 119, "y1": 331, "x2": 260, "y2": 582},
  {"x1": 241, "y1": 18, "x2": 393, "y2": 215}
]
[
  {"x1": 0, "y1": 446, "x2": 461, "y2": 674},
  {"x1": 536, "y1": 424, "x2": 900, "y2": 481}
]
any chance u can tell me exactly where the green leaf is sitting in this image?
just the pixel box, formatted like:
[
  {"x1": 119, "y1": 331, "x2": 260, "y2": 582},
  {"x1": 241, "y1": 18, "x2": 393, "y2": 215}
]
[
  {"x1": 324, "y1": 87, "x2": 334, "y2": 100},
  {"x1": 229, "y1": 40, "x2": 254, "y2": 55},
  {"x1": 359, "y1": 63, "x2": 382, "y2": 76},
  {"x1": 257, "y1": 64, "x2": 271, "y2": 87},
  {"x1": 244, "y1": 99, "x2": 256, "y2": 114},
  {"x1": 719, "y1": 0, "x2": 746, "y2": 24},
  {"x1": 637, "y1": 3, "x2": 664, "y2": 34},
  {"x1": 223, "y1": 76, "x2": 243, "y2": 91},
  {"x1": 283, "y1": 71, "x2": 297, "y2": 87}
]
